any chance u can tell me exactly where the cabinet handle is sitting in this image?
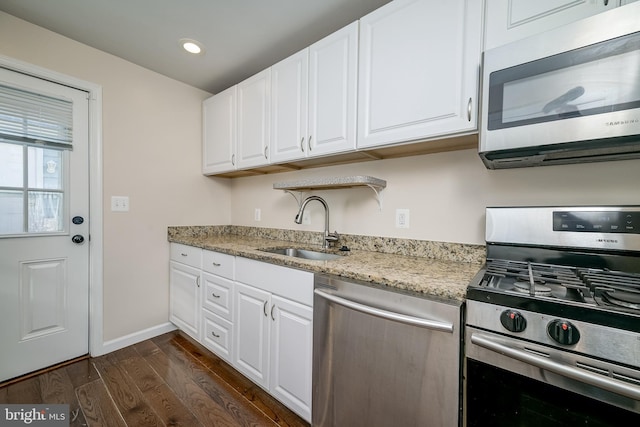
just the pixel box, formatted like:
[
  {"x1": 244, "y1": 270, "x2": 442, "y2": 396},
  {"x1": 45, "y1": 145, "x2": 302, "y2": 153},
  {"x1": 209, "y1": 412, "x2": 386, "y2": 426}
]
[
  {"x1": 212, "y1": 262, "x2": 221, "y2": 267},
  {"x1": 264, "y1": 146, "x2": 268, "y2": 159},
  {"x1": 270, "y1": 304, "x2": 276, "y2": 321},
  {"x1": 196, "y1": 276, "x2": 200, "y2": 288},
  {"x1": 181, "y1": 253, "x2": 188, "y2": 257},
  {"x1": 604, "y1": 0, "x2": 609, "y2": 5},
  {"x1": 211, "y1": 331, "x2": 220, "y2": 338},
  {"x1": 308, "y1": 136, "x2": 312, "y2": 151},
  {"x1": 263, "y1": 301, "x2": 268, "y2": 317},
  {"x1": 231, "y1": 154, "x2": 235, "y2": 166},
  {"x1": 211, "y1": 292, "x2": 220, "y2": 299},
  {"x1": 300, "y1": 137, "x2": 305, "y2": 152},
  {"x1": 467, "y1": 98, "x2": 472, "y2": 122}
]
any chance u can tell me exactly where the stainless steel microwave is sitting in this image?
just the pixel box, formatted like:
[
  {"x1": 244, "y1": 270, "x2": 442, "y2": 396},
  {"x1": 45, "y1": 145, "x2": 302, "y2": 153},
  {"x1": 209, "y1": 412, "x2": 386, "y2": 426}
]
[{"x1": 479, "y1": 3, "x2": 640, "y2": 169}]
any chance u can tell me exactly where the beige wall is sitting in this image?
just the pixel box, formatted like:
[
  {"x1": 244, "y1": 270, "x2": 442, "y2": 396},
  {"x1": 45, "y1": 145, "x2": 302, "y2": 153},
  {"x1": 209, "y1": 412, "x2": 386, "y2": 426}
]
[
  {"x1": 0, "y1": 12, "x2": 232, "y2": 342},
  {"x1": 231, "y1": 148, "x2": 640, "y2": 245}
]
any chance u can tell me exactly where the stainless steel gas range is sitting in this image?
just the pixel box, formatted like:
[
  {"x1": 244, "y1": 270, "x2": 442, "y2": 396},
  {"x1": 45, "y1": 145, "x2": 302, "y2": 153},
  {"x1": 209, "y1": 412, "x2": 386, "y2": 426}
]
[{"x1": 465, "y1": 206, "x2": 640, "y2": 426}]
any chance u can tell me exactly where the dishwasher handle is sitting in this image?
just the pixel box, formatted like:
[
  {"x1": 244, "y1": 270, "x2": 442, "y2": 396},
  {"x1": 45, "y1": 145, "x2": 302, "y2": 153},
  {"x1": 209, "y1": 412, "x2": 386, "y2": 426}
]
[{"x1": 314, "y1": 288, "x2": 454, "y2": 333}]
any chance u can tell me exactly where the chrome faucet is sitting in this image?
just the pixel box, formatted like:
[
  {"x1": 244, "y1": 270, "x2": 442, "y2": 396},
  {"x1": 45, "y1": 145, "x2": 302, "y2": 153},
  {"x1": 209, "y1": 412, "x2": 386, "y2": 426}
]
[{"x1": 295, "y1": 196, "x2": 339, "y2": 249}]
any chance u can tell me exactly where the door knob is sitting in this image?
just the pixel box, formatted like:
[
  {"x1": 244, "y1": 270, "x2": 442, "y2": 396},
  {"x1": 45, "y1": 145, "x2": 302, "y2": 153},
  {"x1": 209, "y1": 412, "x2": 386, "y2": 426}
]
[{"x1": 71, "y1": 235, "x2": 85, "y2": 244}]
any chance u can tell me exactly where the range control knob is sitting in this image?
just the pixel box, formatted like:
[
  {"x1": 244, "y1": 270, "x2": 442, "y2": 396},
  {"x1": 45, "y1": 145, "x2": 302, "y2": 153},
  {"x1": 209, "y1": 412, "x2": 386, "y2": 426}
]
[
  {"x1": 500, "y1": 310, "x2": 527, "y2": 333},
  {"x1": 547, "y1": 319, "x2": 580, "y2": 346}
]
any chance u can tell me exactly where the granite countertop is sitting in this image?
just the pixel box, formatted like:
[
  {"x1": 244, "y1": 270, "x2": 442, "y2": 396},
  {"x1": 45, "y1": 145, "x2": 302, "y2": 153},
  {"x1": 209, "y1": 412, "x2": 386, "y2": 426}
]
[{"x1": 168, "y1": 227, "x2": 484, "y2": 304}]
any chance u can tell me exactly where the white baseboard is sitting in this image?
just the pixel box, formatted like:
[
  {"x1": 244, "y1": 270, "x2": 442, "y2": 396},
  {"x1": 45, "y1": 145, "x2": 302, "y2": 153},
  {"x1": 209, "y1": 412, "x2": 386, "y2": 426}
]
[{"x1": 94, "y1": 322, "x2": 177, "y2": 356}]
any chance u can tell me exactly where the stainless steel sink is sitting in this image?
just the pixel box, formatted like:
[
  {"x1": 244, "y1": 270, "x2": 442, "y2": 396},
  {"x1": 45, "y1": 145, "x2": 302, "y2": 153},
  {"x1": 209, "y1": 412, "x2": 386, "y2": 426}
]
[{"x1": 259, "y1": 247, "x2": 342, "y2": 261}]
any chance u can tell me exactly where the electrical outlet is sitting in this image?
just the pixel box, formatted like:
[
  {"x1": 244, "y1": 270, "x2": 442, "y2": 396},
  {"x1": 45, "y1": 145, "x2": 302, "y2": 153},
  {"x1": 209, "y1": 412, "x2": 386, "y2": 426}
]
[
  {"x1": 302, "y1": 210, "x2": 311, "y2": 225},
  {"x1": 111, "y1": 196, "x2": 129, "y2": 212},
  {"x1": 254, "y1": 208, "x2": 261, "y2": 221},
  {"x1": 396, "y1": 209, "x2": 410, "y2": 228}
]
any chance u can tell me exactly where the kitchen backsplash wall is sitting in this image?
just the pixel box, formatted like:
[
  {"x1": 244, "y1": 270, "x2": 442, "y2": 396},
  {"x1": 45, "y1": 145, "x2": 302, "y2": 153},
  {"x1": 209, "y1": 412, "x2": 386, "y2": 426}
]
[{"x1": 230, "y1": 148, "x2": 640, "y2": 245}]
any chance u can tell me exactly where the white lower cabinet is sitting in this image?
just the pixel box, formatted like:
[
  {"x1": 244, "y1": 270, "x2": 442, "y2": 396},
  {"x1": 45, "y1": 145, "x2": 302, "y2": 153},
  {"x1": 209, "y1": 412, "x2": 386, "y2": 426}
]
[
  {"x1": 169, "y1": 244, "x2": 313, "y2": 422},
  {"x1": 234, "y1": 257, "x2": 314, "y2": 422},
  {"x1": 169, "y1": 244, "x2": 203, "y2": 341},
  {"x1": 269, "y1": 295, "x2": 313, "y2": 420}
]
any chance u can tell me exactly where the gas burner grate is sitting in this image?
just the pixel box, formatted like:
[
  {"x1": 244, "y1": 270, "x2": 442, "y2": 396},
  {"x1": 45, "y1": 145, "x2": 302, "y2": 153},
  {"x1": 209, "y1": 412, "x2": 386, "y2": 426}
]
[
  {"x1": 579, "y1": 269, "x2": 640, "y2": 312},
  {"x1": 482, "y1": 259, "x2": 595, "y2": 303}
]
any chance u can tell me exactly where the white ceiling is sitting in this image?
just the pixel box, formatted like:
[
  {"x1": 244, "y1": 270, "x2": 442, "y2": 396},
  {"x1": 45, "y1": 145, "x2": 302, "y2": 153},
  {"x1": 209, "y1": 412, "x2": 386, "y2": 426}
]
[{"x1": 0, "y1": 0, "x2": 391, "y2": 94}]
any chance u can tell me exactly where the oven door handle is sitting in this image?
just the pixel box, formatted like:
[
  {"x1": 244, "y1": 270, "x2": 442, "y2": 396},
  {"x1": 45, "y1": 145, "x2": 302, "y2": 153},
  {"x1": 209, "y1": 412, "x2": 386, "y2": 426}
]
[
  {"x1": 471, "y1": 333, "x2": 640, "y2": 401},
  {"x1": 314, "y1": 289, "x2": 454, "y2": 333}
]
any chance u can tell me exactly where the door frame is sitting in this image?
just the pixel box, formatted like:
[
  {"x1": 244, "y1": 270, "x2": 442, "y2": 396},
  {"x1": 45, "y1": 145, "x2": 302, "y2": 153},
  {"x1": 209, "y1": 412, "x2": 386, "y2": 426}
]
[{"x1": 0, "y1": 54, "x2": 106, "y2": 357}]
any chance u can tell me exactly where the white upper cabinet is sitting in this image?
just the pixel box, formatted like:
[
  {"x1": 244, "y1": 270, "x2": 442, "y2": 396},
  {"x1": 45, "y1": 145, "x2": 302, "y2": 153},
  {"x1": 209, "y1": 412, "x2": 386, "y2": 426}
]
[
  {"x1": 270, "y1": 22, "x2": 358, "y2": 164},
  {"x1": 307, "y1": 21, "x2": 358, "y2": 157},
  {"x1": 202, "y1": 86, "x2": 236, "y2": 174},
  {"x1": 270, "y1": 49, "x2": 309, "y2": 163},
  {"x1": 237, "y1": 68, "x2": 271, "y2": 169},
  {"x1": 357, "y1": 0, "x2": 483, "y2": 149},
  {"x1": 484, "y1": 0, "x2": 617, "y2": 50}
]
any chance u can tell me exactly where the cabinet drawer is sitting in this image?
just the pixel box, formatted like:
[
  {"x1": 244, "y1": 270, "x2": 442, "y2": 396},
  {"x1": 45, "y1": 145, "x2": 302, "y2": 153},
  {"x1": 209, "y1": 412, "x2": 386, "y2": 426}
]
[
  {"x1": 236, "y1": 257, "x2": 313, "y2": 306},
  {"x1": 203, "y1": 250, "x2": 234, "y2": 278},
  {"x1": 202, "y1": 309, "x2": 233, "y2": 364},
  {"x1": 170, "y1": 243, "x2": 202, "y2": 268},
  {"x1": 202, "y1": 272, "x2": 233, "y2": 321}
]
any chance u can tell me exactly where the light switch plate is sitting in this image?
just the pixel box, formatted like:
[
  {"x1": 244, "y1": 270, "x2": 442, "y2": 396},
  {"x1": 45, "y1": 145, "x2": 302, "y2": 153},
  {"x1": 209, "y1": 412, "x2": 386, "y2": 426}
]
[
  {"x1": 111, "y1": 196, "x2": 129, "y2": 212},
  {"x1": 396, "y1": 209, "x2": 410, "y2": 228}
]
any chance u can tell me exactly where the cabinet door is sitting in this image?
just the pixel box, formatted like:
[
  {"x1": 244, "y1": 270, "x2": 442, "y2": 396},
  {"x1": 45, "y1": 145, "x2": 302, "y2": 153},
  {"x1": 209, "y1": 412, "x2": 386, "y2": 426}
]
[
  {"x1": 169, "y1": 261, "x2": 200, "y2": 341},
  {"x1": 202, "y1": 86, "x2": 236, "y2": 174},
  {"x1": 484, "y1": 0, "x2": 616, "y2": 51},
  {"x1": 270, "y1": 295, "x2": 313, "y2": 422},
  {"x1": 357, "y1": 0, "x2": 482, "y2": 149},
  {"x1": 308, "y1": 21, "x2": 358, "y2": 157},
  {"x1": 234, "y1": 282, "x2": 270, "y2": 388},
  {"x1": 237, "y1": 69, "x2": 271, "y2": 169},
  {"x1": 270, "y1": 49, "x2": 309, "y2": 163}
]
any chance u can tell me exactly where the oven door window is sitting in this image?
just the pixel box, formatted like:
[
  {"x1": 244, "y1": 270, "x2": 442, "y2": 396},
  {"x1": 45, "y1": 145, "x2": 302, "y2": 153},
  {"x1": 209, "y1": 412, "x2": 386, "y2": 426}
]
[
  {"x1": 487, "y1": 31, "x2": 640, "y2": 131},
  {"x1": 466, "y1": 359, "x2": 640, "y2": 426}
]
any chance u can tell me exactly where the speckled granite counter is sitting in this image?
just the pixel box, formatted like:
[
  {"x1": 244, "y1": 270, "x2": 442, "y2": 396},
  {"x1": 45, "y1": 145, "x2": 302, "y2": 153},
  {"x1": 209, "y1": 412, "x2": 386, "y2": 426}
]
[{"x1": 168, "y1": 226, "x2": 485, "y2": 304}]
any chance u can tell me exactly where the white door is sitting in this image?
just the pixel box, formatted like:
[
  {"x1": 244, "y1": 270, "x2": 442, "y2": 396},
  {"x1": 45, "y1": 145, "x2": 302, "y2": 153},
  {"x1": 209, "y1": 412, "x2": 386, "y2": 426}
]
[
  {"x1": 233, "y1": 282, "x2": 270, "y2": 389},
  {"x1": 236, "y1": 69, "x2": 271, "y2": 169},
  {"x1": 308, "y1": 21, "x2": 358, "y2": 157},
  {"x1": 357, "y1": 0, "x2": 482, "y2": 148},
  {"x1": 270, "y1": 295, "x2": 313, "y2": 422},
  {"x1": 270, "y1": 48, "x2": 309, "y2": 163},
  {"x1": 0, "y1": 68, "x2": 90, "y2": 383}
]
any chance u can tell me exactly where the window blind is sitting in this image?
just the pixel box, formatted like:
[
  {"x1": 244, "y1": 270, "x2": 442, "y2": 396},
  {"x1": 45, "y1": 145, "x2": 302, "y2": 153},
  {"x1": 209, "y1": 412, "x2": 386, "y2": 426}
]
[{"x1": 0, "y1": 83, "x2": 73, "y2": 149}]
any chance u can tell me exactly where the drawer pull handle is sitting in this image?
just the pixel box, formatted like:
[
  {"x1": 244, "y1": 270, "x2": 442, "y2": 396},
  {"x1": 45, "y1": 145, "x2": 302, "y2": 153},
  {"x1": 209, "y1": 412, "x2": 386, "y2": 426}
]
[
  {"x1": 181, "y1": 253, "x2": 188, "y2": 257},
  {"x1": 211, "y1": 292, "x2": 220, "y2": 299},
  {"x1": 211, "y1": 331, "x2": 220, "y2": 338},
  {"x1": 212, "y1": 262, "x2": 221, "y2": 267}
]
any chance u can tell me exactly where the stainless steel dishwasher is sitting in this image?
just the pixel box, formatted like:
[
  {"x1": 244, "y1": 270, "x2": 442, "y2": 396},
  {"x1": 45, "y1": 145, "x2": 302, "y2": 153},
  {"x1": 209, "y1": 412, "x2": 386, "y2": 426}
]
[{"x1": 313, "y1": 274, "x2": 462, "y2": 427}]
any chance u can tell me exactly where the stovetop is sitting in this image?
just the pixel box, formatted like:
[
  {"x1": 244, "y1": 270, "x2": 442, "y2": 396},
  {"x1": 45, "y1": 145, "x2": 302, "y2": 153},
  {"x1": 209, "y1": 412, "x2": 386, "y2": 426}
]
[{"x1": 467, "y1": 206, "x2": 640, "y2": 333}]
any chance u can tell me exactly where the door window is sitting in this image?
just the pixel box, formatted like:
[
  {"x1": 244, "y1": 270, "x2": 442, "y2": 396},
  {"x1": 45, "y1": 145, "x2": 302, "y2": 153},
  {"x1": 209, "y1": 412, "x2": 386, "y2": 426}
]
[{"x1": 0, "y1": 142, "x2": 65, "y2": 235}]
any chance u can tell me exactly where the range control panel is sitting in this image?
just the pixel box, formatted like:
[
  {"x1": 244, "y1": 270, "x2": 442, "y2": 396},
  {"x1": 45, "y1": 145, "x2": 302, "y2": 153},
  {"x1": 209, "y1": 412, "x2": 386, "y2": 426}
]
[{"x1": 553, "y1": 211, "x2": 639, "y2": 234}]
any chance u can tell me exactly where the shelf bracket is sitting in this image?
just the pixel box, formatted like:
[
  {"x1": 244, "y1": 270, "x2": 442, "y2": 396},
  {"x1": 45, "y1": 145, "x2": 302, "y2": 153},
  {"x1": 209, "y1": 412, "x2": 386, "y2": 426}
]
[{"x1": 366, "y1": 184, "x2": 384, "y2": 211}]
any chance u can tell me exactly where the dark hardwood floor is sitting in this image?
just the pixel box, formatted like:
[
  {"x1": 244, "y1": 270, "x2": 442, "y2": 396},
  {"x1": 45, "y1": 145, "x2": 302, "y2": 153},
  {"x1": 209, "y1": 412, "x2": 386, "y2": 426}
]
[{"x1": 0, "y1": 331, "x2": 309, "y2": 427}]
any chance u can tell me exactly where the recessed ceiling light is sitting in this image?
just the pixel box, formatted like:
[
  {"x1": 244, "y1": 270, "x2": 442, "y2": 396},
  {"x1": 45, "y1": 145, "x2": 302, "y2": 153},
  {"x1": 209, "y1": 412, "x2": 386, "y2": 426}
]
[{"x1": 180, "y1": 38, "x2": 204, "y2": 55}]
